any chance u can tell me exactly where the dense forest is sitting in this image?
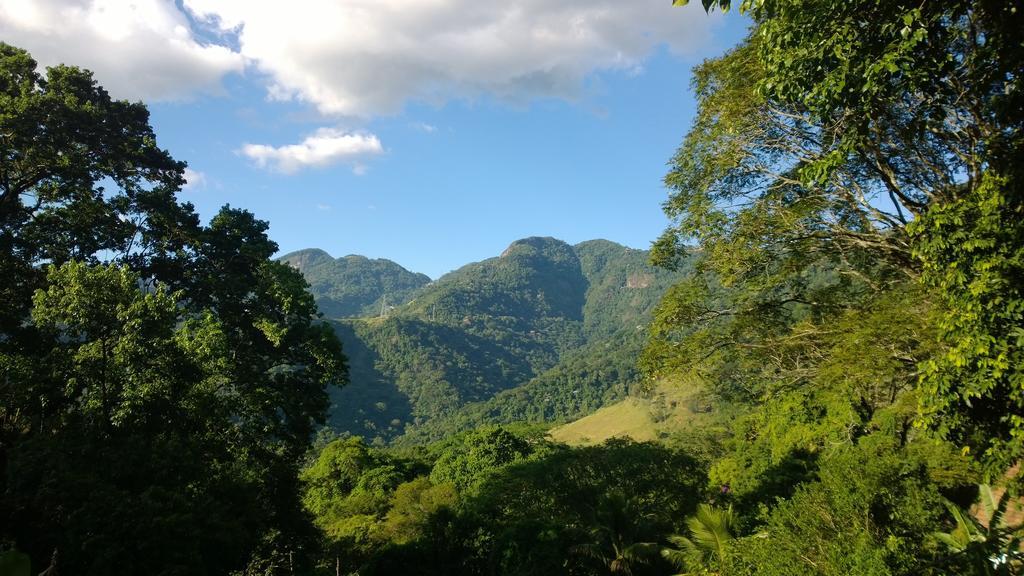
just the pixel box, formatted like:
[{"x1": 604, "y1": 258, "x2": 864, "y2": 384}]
[
  {"x1": 283, "y1": 237, "x2": 684, "y2": 444},
  {"x1": 2, "y1": 0, "x2": 1023, "y2": 574}
]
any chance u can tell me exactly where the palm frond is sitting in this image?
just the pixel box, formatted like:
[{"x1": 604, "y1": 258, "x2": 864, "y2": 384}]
[
  {"x1": 685, "y1": 504, "x2": 736, "y2": 560},
  {"x1": 663, "y1": 504, "x2": 735, "y2": 575},
  {"x1": 665, "y1": 534, "x2": 700, "y2": 555}
]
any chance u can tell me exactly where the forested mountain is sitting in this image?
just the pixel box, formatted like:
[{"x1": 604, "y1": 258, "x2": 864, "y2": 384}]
[
  {"x1": 283, "y1": 237, "x2": 686, "y2": 443},
  {"x1": 394, "y1": 331, "x2": 645, "y2": 446},
  {"x1": 280, "y1": 249, "x2": 431, "y2": 318}
]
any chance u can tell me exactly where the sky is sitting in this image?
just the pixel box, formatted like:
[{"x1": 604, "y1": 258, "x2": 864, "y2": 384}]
[{"x1": 1, "y1": 0, "x2": 749, "y2": 279}]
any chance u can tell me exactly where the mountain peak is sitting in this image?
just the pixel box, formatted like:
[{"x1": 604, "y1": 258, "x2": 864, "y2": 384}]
[
  {"x1": 500, "y1": 236, "x2": 571, "y2": 258},
  {"x1": 573, "y1": 239, "x2": 627, "y2": 252},
  {"x1": 279, "y1": 248, "x2": 334, "y2": 272},
  {"x1": 278, "y1": 248, "x2": 430, "y2": 318}
]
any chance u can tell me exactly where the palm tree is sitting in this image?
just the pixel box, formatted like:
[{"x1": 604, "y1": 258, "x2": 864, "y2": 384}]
[
  {"x1": 661, "y1": 504, "x2": 736, "y2": 576},
  {"x1": 569, "y1": 491, "x2": 663, "y2": 575},
  {"x1": 933, "y1": 484, "x2": 1023, "y2": 575}
]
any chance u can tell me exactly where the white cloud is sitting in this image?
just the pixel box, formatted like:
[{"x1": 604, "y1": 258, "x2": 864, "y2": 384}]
[
  {"x1": 182, "y1": 0, "x2": 724, "y2": 116},
  {"x1": 241, "y1": 128, "x2": 383, "y2": 173},
  {"x1": 182, "y1": 167, "x2": 207, "y2": 189},
  {"x1": 413, "y1": 122, "x2": 438, "y2": 133},
  {"x1": 316, "y1": 203, "x2": 332, "y2": 211},
  {"x1": 3, "y1": 1, "x2": 725, "y2": 114},
  {"x1": 0, "y1": 0, "x2": 243, "y2": 101}
]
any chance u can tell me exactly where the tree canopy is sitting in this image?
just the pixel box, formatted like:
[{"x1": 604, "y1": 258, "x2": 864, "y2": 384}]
[
  {"x1": 644, "y1": 1, "x2": 1023, "y2": 573},
  {"x1": 0, "y1": 43, "x2": 346, "y2": 575},
  {"x1": 656, "y1": 0, "x2": 1023, "y2": 483}
]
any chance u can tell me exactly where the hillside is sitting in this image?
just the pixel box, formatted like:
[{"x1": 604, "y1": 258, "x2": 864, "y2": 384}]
[
  {"x1": 548, "y1": 378, "x2": 711, "y2": 446},
  {"x1": 284, "y1": 237, "x2": 687, "y2": 444},
  {"x1": 280, "y1": 249, "x2": 431, "y2": 318},
  {"x1": 575, "y1": 239, "x2": 683, "y2": 339},
  {"x1": 394, "y1": 329, "x2": 645, "y2": 445},
  {"x1": 402, "y1": 237, "x2": 588, "y2": 326}
]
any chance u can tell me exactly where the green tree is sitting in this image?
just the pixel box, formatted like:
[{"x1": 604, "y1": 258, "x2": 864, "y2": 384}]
[
  {"x1": 568, "y1": 491, "x2": 664, "y2": 576},
  {"x1": 0, "y1": 44, "x2": 347, "y2": 574},
  {"x1": 10, "y1": 263, "x2": 248, "y2": 574},
  {"x1": 0, "y1": 43, "x2": 194, "y2": 332},
  {"x1": 383, "y1": 477, "x2": 459, "y2": 545},
  {"x1": 647, "y1": 3, "x2": 1019, "y2": 573},
  {"x1": 300, "y1": 437, "x2": 433, "y2": 574},
  {"x1": 658, "y1": 0, "x2": 1023, "y2": 481},
  {"x1": 731, "y1": 437, "x2": 973, "y2": 576},
  {"x1": 471, "y1": 439, "x2": 706, "y2": 576},
  {"x1": 429, "y1": 427, "x2": 535, "y2": 493}
]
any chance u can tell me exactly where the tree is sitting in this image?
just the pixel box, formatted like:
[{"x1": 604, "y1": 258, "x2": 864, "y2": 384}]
[
  {"x1": 10, "y1": 262, "x2": 259, "y2": 574},
  {"x1": 470, "y1": 439, "x2": 706, "y2": 576},
  {"x1": 0, "y1": 43, "x2": 194, "y2": 332},
  {"x1": 383, "y1": 477, "x2": 459, "y2": 545},
  {"x1": 648, "y1": 3, "x2": 1019, "y2": 573},
  {"x1": 731, "y1": 438, "x2": 973, "y2": 576},
  {"x1": 0, "y1": 44, "x2": 347, "y2": 574},
  {"x1": 932, "y1": 485, "x2": 1024, "y2": 575},
  {"x1": 662, "y1": 504, "x2": 736, "y2": 576},
  {"x1": 299, "y1": 437, "x2": 435, "y2": 574},
  {"x1": 429, "y1": 427, "x2": 535, "y2": 493},
  {"x1": 642, "y1": 33, "x2": 936, "y2": 514},
  {"x1": 658, "y1": 0, "x2": 1023, "y2": 480},
  {"x1": 568, "y1": 491, "x2": 664, "y2": 576}
]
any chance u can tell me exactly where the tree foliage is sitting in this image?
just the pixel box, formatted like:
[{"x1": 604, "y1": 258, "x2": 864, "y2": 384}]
[
  {"x1": 648, "y1": 1, "x2": 1022, "y2": 574},
  {"x1": 661, "y1": 504, "x2": 736, "y2": 576},
  {"x1": 731, "y1": 437, "x2": 973, "y2": 576},
  {"x1": 653, "y1": 0, "x2": 1023, "y2": 483},
  {"x1": 932, "y1": 484, "x2": 1024, "y2": 575},
  {"x1": 0, "y1": 44, "x2": 346, "y2": 574}
]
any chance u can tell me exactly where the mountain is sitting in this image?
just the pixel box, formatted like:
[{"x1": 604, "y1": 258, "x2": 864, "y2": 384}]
[
  {"x1": 279, "y1": 249, "x2": 431, "y2": 318},
  {"x1": 283, "y1": 237, "x2": 689, "y2": 444},
  {"x1": 403, "y1": 236, "x2": 588, "y2": 327},
  {"x1": 575, "y1": 239, "x2": 679, "y2": 339},
  {"x1": 392, "y1": 329, "x2": 646, "y2": 445}
]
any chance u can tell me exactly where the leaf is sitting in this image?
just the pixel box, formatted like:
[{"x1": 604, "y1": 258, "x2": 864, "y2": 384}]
[{"x1": 673, "y1": 0, "x2": 732, "y2": 12}]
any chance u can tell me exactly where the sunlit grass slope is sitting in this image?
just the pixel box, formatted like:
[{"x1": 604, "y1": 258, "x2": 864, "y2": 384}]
[{"x1": 549, "y1": 378, "x2": 710, "y2": 446}]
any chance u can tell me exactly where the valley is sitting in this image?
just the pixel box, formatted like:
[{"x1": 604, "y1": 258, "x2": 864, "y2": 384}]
[{"x1": 281, "y1": 237, "x2": 690, "y2": 443}]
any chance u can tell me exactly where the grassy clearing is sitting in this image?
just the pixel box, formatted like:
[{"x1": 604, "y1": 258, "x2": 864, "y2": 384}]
[{"x1": 549, "y1": 377, "x2": 710, "y2": 446}]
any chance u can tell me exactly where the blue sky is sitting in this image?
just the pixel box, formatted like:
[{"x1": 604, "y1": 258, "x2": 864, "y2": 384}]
[{"x1": 2, "y1": 0, "x2": 749, "y2": 278}]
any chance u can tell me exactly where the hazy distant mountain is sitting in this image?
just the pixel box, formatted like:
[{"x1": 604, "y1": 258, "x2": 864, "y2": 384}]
[
  {"x1": 279, "y1": 249, "x2": 431, "y2": 318},
  {"x1": 286, "y1": 237, "x2": 688, "y2": 444}
]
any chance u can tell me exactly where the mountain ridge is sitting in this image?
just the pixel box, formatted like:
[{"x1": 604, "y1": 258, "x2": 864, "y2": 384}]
[
  {"x1": 281, "y1": 236, "x2": 689, "y2": 444},
  {"x1": 280, "y1": 248, "x2": 431, "y2": 318}
]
